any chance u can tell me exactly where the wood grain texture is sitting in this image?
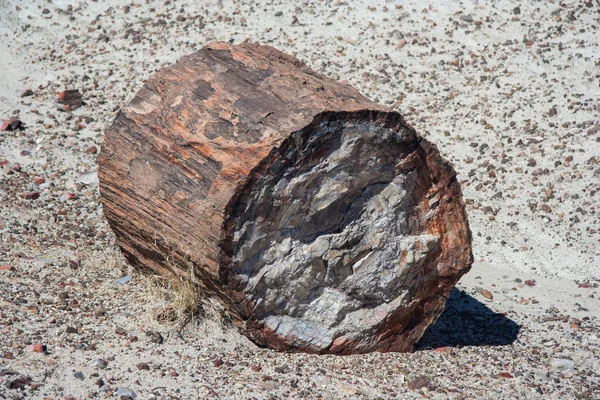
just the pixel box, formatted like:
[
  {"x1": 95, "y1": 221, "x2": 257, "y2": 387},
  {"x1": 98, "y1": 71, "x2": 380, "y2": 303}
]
[{"x1": 98, "y1": 42, "x2": 472, "y2": 354}]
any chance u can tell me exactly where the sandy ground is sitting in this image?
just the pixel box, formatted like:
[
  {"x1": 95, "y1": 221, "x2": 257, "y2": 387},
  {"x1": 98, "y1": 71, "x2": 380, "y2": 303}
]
[{"x1": 0, "y1": 0, "x2": 599, "y2": 399}]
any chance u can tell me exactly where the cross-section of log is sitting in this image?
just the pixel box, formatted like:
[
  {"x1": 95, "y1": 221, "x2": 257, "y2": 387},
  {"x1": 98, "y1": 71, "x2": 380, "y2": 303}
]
[{"x1": 98, "y1": 42, "x2": 472, "y2": 354}]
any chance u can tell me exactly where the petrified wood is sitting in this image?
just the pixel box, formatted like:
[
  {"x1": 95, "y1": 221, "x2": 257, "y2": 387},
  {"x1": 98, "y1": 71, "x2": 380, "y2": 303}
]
[
  {"x1": 55, "y1": 89, "x2": 83, "y2": 111},
  {"x1": 98, "y1": 42, "x2": 473, "y2": 354}
]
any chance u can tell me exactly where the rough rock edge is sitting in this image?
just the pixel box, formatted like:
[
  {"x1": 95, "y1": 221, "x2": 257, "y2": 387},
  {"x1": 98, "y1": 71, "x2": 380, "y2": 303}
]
[{"x1": 220, "y1": 110, "x2": 474, "y2": 354}]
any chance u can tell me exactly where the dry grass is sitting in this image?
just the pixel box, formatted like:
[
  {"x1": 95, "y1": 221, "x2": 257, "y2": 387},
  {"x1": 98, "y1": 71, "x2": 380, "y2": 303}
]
[
  {"x1": 146, "y1": 242, "x2": 207, "y2": 336},
  {"x1": 77, "y1": 244, "x2": 210, "y2": 337}
]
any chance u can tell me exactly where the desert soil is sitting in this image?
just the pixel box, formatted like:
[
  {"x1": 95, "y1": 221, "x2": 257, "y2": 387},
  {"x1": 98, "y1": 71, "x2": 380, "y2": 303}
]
[{"x1": 0, "y1": 0, "x2": 599, "y2": 399}]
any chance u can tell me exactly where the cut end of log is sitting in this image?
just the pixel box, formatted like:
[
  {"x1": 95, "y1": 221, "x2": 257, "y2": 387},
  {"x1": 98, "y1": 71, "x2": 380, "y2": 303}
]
[{"x1": 221, "y1": 111, "x2": 471, "y2": 354}]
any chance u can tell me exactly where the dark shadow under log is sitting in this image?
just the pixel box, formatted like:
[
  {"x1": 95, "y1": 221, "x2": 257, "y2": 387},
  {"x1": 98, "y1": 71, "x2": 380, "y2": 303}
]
[{"x1": 416, "y1": 288, "x2": 521, "y2": 349}]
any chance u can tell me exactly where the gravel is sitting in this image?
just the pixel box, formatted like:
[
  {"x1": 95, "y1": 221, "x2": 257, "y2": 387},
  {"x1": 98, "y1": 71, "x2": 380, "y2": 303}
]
[{"x1": 0, "y1": 0, "x2": 599, "y2": 399}]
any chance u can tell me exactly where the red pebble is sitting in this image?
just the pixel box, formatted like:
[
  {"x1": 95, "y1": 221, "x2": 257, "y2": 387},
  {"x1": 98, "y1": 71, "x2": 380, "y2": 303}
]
[
  {"x1": 60, "y1": 193, "x2": 78, "y2": 201},
  {"x1": 21, "y1": 192, "x2": 40, "y2": 200},
  {"x1": 26, "y1": 343, "x2": 47, "y2": 353},
  {"x1": 212, "y1": 358, "x2": 223, "y2": 367},
  {"x1": 434, "y1": 346, "x2": 452, "y2": 353},
  {"x1": 85, "y1": 145, "x2": 98, "y2": 154},
  {"x1": 0, "y1": 119, "x2": 22, "y2": 131}
]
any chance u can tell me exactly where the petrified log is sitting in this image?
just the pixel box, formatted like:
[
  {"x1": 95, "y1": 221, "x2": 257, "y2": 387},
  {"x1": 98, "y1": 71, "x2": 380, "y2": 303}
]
[{"x1": 98, "y1": 42, "x2": 472, "y2": 354}]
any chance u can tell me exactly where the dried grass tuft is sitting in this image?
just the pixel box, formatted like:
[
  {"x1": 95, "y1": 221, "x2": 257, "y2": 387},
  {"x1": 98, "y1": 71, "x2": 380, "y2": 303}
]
[{"x1": 146, "y1": 242, "x2": 207, "y2": 337}]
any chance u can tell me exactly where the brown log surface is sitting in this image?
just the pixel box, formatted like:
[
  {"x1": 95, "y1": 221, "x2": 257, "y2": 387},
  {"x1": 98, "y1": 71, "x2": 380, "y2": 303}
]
[{"x1": 98, "y1": 42, "x2": 472, "y2": 354}]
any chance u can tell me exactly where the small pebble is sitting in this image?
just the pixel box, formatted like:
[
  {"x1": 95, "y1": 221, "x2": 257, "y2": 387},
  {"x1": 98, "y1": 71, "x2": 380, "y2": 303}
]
[{"x1": 91, "y1": 358, "x2": 107, "y2": 369}]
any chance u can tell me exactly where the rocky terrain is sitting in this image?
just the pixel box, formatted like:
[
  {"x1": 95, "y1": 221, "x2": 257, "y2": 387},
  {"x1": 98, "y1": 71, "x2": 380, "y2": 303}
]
[{"x1": 0, "y1": 0, "x2": 599, "y2": 399}]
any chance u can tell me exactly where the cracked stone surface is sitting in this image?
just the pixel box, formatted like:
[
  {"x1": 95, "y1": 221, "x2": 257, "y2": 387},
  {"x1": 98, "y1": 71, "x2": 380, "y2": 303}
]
[{"x1": 224, "y1": 114, "x2": 471, "y2": 353}]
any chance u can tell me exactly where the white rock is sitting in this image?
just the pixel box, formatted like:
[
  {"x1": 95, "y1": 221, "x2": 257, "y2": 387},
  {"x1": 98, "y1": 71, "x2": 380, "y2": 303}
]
[{"x1": 78, "y1": 170, "x2": 98, "y2": 186}]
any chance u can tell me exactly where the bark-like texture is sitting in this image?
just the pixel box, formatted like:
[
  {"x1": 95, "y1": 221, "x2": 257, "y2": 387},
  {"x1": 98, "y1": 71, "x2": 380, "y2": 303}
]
[{"x1": 98, "y1": 42, "x2": 472, "y2": 354}]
